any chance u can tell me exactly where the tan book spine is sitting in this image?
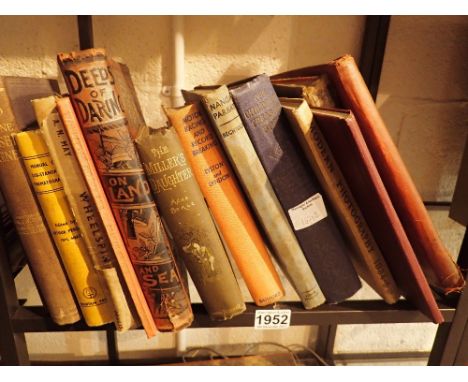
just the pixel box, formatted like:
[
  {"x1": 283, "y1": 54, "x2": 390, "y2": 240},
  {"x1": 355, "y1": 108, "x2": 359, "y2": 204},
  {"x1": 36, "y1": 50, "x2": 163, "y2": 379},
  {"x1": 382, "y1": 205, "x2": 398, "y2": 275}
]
[
  {"x1": 34, "y1": 95, "x2": 137, "y2": 331},
  {"x1": 57, "y1": 96, "x2": 156, "y2": 338},
  {"x1": 14, "y1": 130, "x2": 114, "y2": 327},
  {"x1": 58, "y1": 48, "x2": 193, "y2": 332},
  {"x1": 281, "y1": 98, "x2": 400, "y2": 304},
  {"x1": 165, "y1": 103, "x2": 285, "y2": 306},
  {"x1": 0, "y1": 81, "x2": 79, "y2": 326},
  {"x1": 192, "y1": 86, "x2": 325, "y2": 309}
]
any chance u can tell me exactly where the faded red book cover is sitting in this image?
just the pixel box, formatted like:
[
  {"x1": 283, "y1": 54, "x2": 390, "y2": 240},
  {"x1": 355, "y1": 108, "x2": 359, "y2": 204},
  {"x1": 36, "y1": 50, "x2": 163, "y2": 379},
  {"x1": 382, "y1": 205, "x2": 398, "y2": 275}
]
[{"x1": 313, "y1": 107, "x2": 443, "y2": 323}]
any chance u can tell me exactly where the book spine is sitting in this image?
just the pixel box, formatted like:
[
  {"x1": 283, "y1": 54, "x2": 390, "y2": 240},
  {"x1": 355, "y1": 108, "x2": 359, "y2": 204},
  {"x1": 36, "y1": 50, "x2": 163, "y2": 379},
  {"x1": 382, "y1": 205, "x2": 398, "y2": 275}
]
[
  {"x1": 196, "y1": 86, "x2": 326, "y2": 309},
  {"x1": 135, "y1": 125, "x2": 246, "y2": 320},
  {"x1": 165, "y1": 103, "x2": 285, "y2": 306},
  {"x1": 230, "y1": 75, "x2": 362, "y2": 303},
  {"x1": 315, "y1": 110, "x2": 444, "y2": 323},
  {"x1": 0, "y1": 84, "x2": 79, "y2": 326},
  {"x1": 56, "y1": 96, "x2": 157, "y2": 337},
  {"x1": 332, "y1": 55, "x2": 464, "y2": 293},
  {"x1": 14, "y1": 130, "x2": 114, "y2": 327},
  {"x1": 58, "y1": 48, "x2": 193, "y2": 332},
  {"x1": 34, "y1": 95, "x2": 137, "y2": 332},
  {"x1": 282, "y1": 100, "x2": 400, "y2": 304}
]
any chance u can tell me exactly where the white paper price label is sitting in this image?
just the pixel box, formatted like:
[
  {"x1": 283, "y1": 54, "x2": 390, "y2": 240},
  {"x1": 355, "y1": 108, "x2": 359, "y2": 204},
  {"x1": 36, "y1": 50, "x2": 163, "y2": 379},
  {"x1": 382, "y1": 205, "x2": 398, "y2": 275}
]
[
  {"x1": 254, "y1": 309, "x2": 291, "y2": 330},
  {"x1": 288, "y1": 193, "x2": 327, "y2": 231}
]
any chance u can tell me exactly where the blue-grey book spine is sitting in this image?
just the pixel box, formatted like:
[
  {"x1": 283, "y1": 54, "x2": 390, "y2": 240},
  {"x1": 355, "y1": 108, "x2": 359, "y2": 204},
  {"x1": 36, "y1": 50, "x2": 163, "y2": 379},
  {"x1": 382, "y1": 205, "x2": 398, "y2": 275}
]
[{"x1": 230, "y1": 74, "x2": 361, "y2": 303}]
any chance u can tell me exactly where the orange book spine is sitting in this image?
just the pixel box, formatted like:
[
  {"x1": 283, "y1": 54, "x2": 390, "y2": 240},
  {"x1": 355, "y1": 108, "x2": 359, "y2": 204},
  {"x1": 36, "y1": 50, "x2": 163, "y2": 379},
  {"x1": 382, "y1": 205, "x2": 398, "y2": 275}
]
[
  {"x1": 56, "y1": 97, "x2": 156, "y2": 338},
  {"x1": 165, "y1": 103, "x2": 284, "y2": 306}
]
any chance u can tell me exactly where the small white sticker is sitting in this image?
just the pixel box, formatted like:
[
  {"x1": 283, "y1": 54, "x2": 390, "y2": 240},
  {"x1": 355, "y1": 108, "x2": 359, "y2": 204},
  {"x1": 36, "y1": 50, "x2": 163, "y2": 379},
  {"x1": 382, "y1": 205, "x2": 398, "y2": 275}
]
[
  {"x1": 254, "y1": 309, "x2": 291, "y2": 330},
  {"x1": 288, "y1": 193, "x2": 327, "y2": 231}
]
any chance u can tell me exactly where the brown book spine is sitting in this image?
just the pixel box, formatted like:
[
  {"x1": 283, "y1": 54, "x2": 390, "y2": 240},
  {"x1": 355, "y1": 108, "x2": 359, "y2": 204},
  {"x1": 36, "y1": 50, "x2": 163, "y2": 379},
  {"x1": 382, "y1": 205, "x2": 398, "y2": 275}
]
[
  {"x1": 0, "y1": 79, "x2": 79, "y2": 326},
  {"x1": 314, "y1": 108, "x2": 444, "y2": 323},
  {"x1": 57, "y1": 48, "x2": 193, "y2": 332}
]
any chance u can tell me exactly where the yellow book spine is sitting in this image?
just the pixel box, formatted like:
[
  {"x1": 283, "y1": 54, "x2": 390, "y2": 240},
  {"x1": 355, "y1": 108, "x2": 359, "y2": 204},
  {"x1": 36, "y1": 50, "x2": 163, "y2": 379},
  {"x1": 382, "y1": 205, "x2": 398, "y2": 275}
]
[
  {"x1": 34, "y1": 95, "x2": 137, "y2": 332},
  {"x1": 14, "y1": 130, "x2": 114, "y2": 327}
]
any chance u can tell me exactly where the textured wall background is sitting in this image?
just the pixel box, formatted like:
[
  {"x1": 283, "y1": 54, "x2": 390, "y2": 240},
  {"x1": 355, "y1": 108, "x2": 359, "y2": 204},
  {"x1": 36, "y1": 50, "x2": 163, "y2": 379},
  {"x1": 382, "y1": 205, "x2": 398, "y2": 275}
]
[{"x1": 1, "y1": 15, "x2": 466, "y2": 365}]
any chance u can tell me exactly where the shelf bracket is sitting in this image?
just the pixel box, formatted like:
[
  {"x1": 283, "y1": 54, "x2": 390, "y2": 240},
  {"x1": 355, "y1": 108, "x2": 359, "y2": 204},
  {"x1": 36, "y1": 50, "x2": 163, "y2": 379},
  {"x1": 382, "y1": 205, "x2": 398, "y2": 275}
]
[
  {"x1": 359, "y1": 16, "x2": 391, "y2": 101},
  {"x1": 77, "y1": 15, "x2": 94, "y2": 50},
  {"x1": 428, "y1": 229, "x2": 468, "y2": 365},
  {"x1": 0, "y1": 231, "x2": 29, "y2": 365},
  {"x1": 315, "y1": 324, "x2": 337, "y2": 365}
]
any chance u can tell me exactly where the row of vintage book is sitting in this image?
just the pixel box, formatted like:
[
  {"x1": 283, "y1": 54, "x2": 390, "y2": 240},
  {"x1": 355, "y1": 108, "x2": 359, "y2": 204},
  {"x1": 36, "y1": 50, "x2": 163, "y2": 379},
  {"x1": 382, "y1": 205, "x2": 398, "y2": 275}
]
[{"x1": 0, "y1": 49, "x2": 465, "y2": 337}]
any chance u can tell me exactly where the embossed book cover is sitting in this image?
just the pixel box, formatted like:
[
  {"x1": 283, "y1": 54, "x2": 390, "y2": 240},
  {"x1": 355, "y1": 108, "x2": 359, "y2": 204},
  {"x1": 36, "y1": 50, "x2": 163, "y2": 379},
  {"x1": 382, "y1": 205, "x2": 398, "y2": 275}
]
[{"x1": 57, "y1": 48, "x2": 193, "y2": 332}]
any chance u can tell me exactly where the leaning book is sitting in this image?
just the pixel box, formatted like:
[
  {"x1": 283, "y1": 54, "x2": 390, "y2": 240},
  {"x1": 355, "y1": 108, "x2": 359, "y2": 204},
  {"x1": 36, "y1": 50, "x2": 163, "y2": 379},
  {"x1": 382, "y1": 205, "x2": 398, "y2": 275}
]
[
  {"x1": 57, "y1": 48, "x2": 193, "y2": 332},
  {"x1": 0, "y1": 76, "x2": 79, "y2": 325},
  {"x1": 183, "y1": 86, "x2": 325, "y2": 309},
  {"x1": 34, "y1": 95, "x2": 138, "y2": 331},
  {"x1": 14, "y1": 129, "x2": 115, "y2": 327}
]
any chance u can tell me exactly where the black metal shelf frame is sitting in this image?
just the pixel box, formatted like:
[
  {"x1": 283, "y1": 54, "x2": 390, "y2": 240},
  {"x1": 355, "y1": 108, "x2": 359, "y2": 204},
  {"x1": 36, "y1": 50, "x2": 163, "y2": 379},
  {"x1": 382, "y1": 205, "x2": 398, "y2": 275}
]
[{"x1": 0, "y1": 15, "x2": 467, "y2": 366}]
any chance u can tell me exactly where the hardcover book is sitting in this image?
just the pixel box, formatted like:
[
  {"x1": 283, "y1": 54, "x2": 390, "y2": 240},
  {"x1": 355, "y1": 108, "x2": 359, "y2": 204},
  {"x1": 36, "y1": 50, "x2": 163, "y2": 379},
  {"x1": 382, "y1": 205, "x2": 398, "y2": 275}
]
[
  {"x1": 183, "y1": 86, "x2": 326, "y2": 309},
  {"x1": 311, "y1": 106, "x2": 443, "y2": 323},
  {"x1": 230, "y1": 74, "x2": 361, "y2": 303},
  {"x1": 135, "y1": 124, "x2": 246, "y2": 320},
  {"x1": 0, "y1": 77, "x2": 79, "y2": 325},
  {"x1": 35, "y1": 95, "x2": 138, "y2": 331},
  {"x1": 281, "y1": 98, "x2": 400, "y2": 304},
  {"x1": 57, "y1": 48, "x2": 193, "y2": 332},
  {"x1": 14, "y1": 130, "x2": 115, "y2": 327},
  {"x1": 271, "y1": 56, "x2": 465, "y2": 294},
  {"x1": 164, "y1": 102, "x2": 285, "y2": 306},
  {"x1": 57, "y1": 96, "x2": 157, "y2": 336}
]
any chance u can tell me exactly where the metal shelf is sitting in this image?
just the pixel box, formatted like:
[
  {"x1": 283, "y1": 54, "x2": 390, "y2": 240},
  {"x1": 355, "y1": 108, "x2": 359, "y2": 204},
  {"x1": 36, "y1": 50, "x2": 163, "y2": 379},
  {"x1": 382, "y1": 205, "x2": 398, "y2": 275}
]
[
  {"x1": 0, "y1": 15, "x2": 467, "y2": 366},
  {"x1": 10, "y1": 299, "x2": 457, "y2": 333}
]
